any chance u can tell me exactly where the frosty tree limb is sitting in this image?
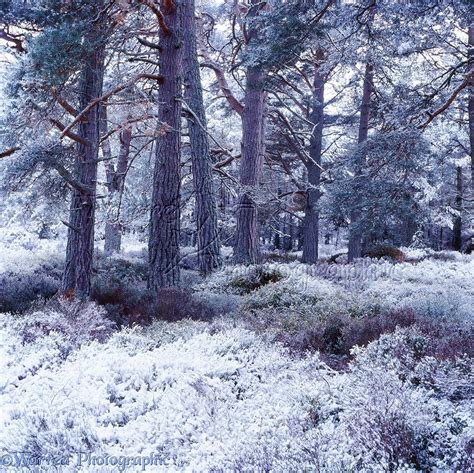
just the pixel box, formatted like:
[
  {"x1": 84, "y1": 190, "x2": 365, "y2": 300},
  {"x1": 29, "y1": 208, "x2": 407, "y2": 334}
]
[
  {"x1": 0, "y1": 147, "x2": 20, "y2": 159},
  {"x1": 59, "y1": 74, "x2": 164, "y2": 141},
  {"x1": 420, "y1": 71, "x2": 474, "y2": 129}
]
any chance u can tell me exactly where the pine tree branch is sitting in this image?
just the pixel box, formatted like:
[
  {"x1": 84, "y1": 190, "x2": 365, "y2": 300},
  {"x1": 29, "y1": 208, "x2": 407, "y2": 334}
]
[
  {"x1": 60, "y1": 74, "x2": 164, "y2": 141},
  {"x1": 50, "y1": 119, "x2": 89, "y2": 145},
  {"x1": 0, "y1": 147, "x2": 20, "y2": 159},
  {"x1": 419, "y1": 71, "x2": 473, "y2": 129},
  {"x1": 51, "y1": 88, "x2": 79, "y2": 117},
  {"x1": 0, "y1": 28, "x2": 26, "y2": 53},
  {"x1": 137, "y1": 0, "x2": 171, "y2": 36}
]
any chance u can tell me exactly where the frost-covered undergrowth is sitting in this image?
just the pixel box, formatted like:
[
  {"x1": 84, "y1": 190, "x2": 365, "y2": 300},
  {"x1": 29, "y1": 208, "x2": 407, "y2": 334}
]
[
  {"x1": 1, "y1": 306, "x2": 472, "y2": 472},
  {"x1": 0, "y1": 226, "x2": 64, "y2": 275},
  {"x1": 1, "y1": 233, "x2": 473, "y2": 471},
  {"x1": 198, "y1": 256, "x2": 474, "y2": 321}
]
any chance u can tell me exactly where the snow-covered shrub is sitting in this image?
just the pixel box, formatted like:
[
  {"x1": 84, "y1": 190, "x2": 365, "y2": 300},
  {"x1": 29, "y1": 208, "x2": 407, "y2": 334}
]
[
  {"x1": 92, "y1": 275, "x2": 216, "y2": 326},
  {"x1": 341, "y1": 328, "x2": 474, "y2": 471},
  {"x1": 1, "y1": 318, "x2": 472, "y2": 472},
  {"x1": 0, "y1": 271, "x2": 60, "y2": 313},
  {"x1": 364, "y1": 243, "x2": 406, "y2": 261},
  {"x1": 17, "y1": 299, "x2": 115, "y2": 346},
  {"x1": 227, "y1": 265, "x2": 284, "y2": 294},
  {"x1": 0, "y1": 226, "x2": 64, "y2": 276},
  {"x1": 95, "y1": 258, "x2": 148, "y2": 284}
]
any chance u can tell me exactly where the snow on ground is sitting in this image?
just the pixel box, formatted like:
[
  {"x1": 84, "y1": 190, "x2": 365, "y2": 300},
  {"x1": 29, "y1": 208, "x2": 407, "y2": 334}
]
[
  {"x1": 0, "y1": 233, "x2": 473, "y2": 471},
  {"x1": 0, "y1": 312, "x2": 472, "y2": 472}
]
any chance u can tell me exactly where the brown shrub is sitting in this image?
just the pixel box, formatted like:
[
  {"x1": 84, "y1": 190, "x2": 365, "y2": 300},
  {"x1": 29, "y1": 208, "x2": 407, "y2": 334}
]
[
  {"x1": 364, "y1": 244, "x2": 405, "y2": 262},
  {"x1": 91, "y1": 278, "x2": 215, "y2": 327}
]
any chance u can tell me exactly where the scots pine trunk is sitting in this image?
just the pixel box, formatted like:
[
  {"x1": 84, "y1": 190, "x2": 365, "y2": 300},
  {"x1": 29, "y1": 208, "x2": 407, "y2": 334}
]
[
  {"x1": 452, "y1": 166, "x2": 463, "y2": 251},
  {"x1": 469, "y1": 24, "x2": 474, "y2": 188},
  {"x1": 183, "y1": 0, "x2": 221, "y2": 274},
  {"x1": 302, "y1": 53, "x2": 325, "y2": 263},
  {"x1": 348, "y1": 62, "x2": 373, "y2": 262},
  {"x1": 62, "y1": 27, "x2": 105, "y2": 298},
  {"x1": 148, "y1": 0, "x2": 183, "y2": 290},
  {"x1": 104, "y1": 124, "x2": 132, "y2": 256},
  {"x1": 234, "y1": 65, "x2": 266, "y2": 264}
]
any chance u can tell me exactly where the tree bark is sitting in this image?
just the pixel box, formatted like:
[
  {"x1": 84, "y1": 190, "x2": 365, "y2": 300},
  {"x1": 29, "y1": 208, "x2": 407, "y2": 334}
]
[
  {"x1": 468, "y1": 24, "x2": 474, "y2": 189},
  {"x1": 62, "y1": 22, "x2": 106, "y2": 298},
  {"x1": 104, "y1": 124, "x2": 132, "y2": 256},
  {"x1": 183, "y1": 0, "x2": 221, "y2": 274},
  {"x1": 148, "y1": 0, "x2": 183, "y2": 290},
  {"x1": 348, "y1": 62, "x2": 373, "y2": 262},
  {"x1": 302, "y1": 52, "x2": 325, "y2": 263},
  {"x1": 452, "y1": 166, "x2": 463, "y2": 251},
  {"x1": 234, "y1": 65, "x2": 266, "y2": 264}
]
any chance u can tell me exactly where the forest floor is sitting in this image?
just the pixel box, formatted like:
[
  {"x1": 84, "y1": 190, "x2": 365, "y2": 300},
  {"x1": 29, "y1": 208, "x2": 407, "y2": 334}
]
[{"x1": 0, "y1": 227, "x2": 473, "y2": 471}]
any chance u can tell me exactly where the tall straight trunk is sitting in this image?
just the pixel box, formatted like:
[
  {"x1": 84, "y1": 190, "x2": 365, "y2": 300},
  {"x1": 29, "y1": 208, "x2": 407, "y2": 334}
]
[
  {"x1": 452, "y1": 166, "x2": 463, "y2": 251},
  {"x1": 233, "y1": 0, "x2": 267, "y2": 265},
  {"x1": 148, "y1": 0, "x2": 183, "y2": 290},
  {"x1": 104, "y1": 124, "x2": 132, "y2": 256},
  {"x1": 468, "y1": 24, "x2": 474, "y2": 188},
  {"x1": 348, "y1": 62, "x2": 374, "y2": 262},
  {"x1": 62, "y1": 26, "x2": 105, "y2": 298},
  {"x1": 234, "y1": 65, "x2": 266, "y2": 264},
  {"x1": 182, "y1": 0, "x2": 221, "y2": 274},
  {"x1": 302, "y1": 52, "x2": 325, "y2": 263}
]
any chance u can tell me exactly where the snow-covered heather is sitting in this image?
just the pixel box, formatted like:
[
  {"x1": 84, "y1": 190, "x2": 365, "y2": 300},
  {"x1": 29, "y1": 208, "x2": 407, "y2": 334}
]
[
  {"x1": 0, "y1": 308, "x2": 472, "y2": 472},
  {"x1": 197, "y1": 257, "x2": 474, "y2": 320},
  {"x1": 1, "y1": 233, "x2": 473, "y2": 471},
  {"x1": 0, "y1": 226, "x2": 65, "y2": 275}
]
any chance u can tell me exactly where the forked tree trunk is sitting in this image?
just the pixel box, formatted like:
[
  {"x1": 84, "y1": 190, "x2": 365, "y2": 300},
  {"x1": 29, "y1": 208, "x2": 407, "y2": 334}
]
[
  {"x1": 62, "y1": 25, "x2": 105, "y2": 298},
  {"x1": 148, "y1": 0, "x2": 184, "y2": 290},
  {"x1": 302, "y1": 52, "x2": 325, "y2": 264},
  {"x1": 348, "y1": 61, "x2": 373, "y2": 262},
  {"x1": 183, "y1": 0, "x2": 221, "y2": 274},
  {"x1": 234, "y1": 65, "x2": 266, "y2": 264}
]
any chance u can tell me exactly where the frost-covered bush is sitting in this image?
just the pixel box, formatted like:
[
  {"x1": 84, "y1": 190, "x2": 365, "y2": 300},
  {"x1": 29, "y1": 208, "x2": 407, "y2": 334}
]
[
  {"x1": 0, "y1": 271, "x2": 60, "y2": 313},
  {"x1": 0, "y1": 226, "x2": 64, "y2": 276},
  {"x1": 341, "y1": 328, "x2": 474, "y2": 471},
  {"x1": 0, "y1": 300, "x2": 115, "y2": 387},
  {"x1": 1, "y1": 319, "x2": 472, "y2": 472},
  {"x1": 364, "y1": 243, "x2": 406, "y2": 261},
  {"x1": 17, "y1": 299, "x2": 115, "y2": 346},
  {"x1": 95, "y1": 258, "x2": 148, "y2": 283},
  {"x1": 227, "y1": 265, "x2": 284, "y2": 294},
  {"x1": 92, "y1": 275, "x2": 216, "y2": 326}
]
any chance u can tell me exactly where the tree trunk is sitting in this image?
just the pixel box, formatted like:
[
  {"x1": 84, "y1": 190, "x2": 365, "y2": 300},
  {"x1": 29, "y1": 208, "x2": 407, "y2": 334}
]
[
  {"x1": 62, "y1": 25, "x2": 105, "y2": 299},
  {"x1": 348, "y1": 62, "x2": 373, "y2": 262},
  {"x1": 183, "y1": 0, "x2": 221, "y2": 275},
  {"x1": 302, "y1": 52, "x2": 325, "y2": 263},
  {"x1": 104, "y1": 124, "x2": 132, "y2": 256},
  {"x1": 468, "y1": 24, "x2": 474, "y2": 189},
  {"x1": 148, "y1": 0, "x2": 183, "y2": 290},
  {"x1": 452, "y1": 166, "x2": 463, "y2": 251},
  {"x1": 234, "y1": 65, "x2": 266, "y2": 264}
]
